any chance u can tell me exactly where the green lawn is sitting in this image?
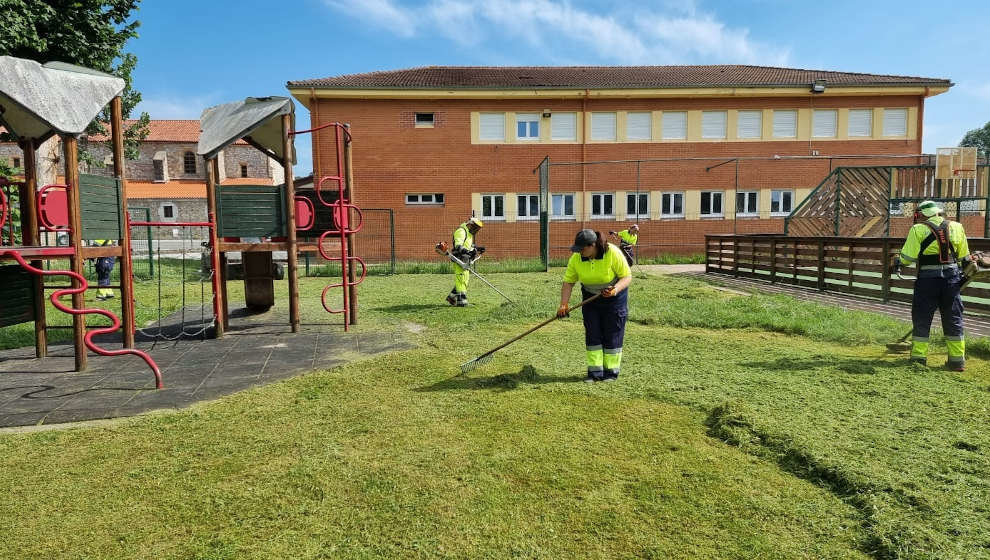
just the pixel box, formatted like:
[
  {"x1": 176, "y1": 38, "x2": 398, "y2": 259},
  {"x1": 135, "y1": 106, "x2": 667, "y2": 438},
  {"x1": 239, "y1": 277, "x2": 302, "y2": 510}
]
[{"x1": 1, "y1": 270, "x2": 988, "y2": 559}]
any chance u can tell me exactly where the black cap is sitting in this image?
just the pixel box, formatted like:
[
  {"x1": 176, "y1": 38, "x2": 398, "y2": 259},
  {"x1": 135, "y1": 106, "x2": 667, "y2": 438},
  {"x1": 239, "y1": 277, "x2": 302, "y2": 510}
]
[{"x1": 570, "y1": 229, "x2": 597, "y2": 252}]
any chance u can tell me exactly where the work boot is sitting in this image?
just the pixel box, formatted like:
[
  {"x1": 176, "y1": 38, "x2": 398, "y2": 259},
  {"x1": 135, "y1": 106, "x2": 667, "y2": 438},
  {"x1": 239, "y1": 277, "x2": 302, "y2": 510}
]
[
  {"x1": 446, "y1": 293, "x2": 457, "y2": 306},
  {"x1": 909, "y1": 357, "x2": 927, "y2": 367},
  {"x1": 946, "y1": 362, "x2": 965, "y2": 372}
]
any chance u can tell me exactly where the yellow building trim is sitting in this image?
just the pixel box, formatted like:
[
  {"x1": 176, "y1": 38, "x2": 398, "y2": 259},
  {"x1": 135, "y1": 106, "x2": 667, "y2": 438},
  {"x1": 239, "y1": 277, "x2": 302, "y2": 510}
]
[
  {"x1": 907, "y1": 106, "x2": 919, "y2": 140},
  {"x1": 684, "y1": 190, "x2": 701, "y2": 221},
  {"x1": 504, "y1": 191, "x2": 517, "y2": 222},
  {"x1": 726, "y1": 110, "x2": 739, "y2": 141},
  {"x1": 687, "y1": 110, "x2": 702, "y2": 142},
  {"x1": 758, "y1": 188, "x2": 772, "y2": 216},
  {"x1": 471, "y1": 192, "x2": 482, "y2": 218},
  {"x1": 795, "y1": 188, "x2": 812, "y2": 211},
  {"x1": 470, "y1": 112, "x2": 479, "y2": 143},
  {"x1": 650, "y1": 190, "x2": 663, "y2": 220},
  {"x1": 797, "y1": 108, "x2": 812, "y2": 141},
  {"x1": 289, "y1": 85, "x2": 948, "y2": 106},
  {"x1": 761, "y1": 109, "x2": 774, "y2": 140},
  {"x1": 651, "y1": 111, "x2": 663, "y2": 142},
  {"x1": 615, "y1": 190, "x2": 627, "y2": 220},
  {"x1": 540, "y1": 113, "x2": 551, "y2": 142},
  {"x1": 837, "y1": 108, "x2": 849, "y2": 140},
  {"x1": 505, "y1": 112, "x2": 518, "y2": 144},
  {"x1": 724, "y1": 189, "x2": 736, "y2": 220},
  {"x1": 572, "y1": 191, "x2": 584, "y2": 220},
  {"x1": 871, "y1": 108, "x2": 884, "y2": 138}
]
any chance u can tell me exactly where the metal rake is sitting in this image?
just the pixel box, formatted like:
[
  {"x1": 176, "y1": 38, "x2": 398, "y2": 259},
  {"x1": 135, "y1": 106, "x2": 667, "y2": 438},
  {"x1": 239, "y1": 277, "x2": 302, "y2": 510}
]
[{"x1": 459, "y1": 293, "x2": 601, "y2": 373}]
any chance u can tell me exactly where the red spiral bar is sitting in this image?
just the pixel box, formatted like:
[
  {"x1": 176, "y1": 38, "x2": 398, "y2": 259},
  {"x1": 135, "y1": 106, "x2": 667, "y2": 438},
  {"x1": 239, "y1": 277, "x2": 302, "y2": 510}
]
[
  {"x1": 3, "y1": 249, "x2": 163, "y2": 389},
  {"x1": 320, "y1": 256, "x2": 367, "y2": 314}
]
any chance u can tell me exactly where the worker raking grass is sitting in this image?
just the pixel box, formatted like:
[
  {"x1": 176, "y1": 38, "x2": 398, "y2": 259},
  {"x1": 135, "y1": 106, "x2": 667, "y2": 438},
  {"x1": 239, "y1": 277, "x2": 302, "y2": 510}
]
[{"x1": 558, "y1": 229, "x2": 632, "y2": 382}]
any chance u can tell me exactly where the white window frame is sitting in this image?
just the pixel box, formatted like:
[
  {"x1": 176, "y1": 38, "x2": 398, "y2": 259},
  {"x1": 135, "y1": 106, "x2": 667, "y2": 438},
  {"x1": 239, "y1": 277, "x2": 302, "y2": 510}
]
[
  {"x1": 590, "y1": 112, "x2": 617, "y2": 141},
  {"x1": 736, "y1": 110, "x2": 762, "y2": 139},
  {"x1": 550, "y1": 112, "x2": 577, "y2": 141},
  {"x1": 735, "y1": 191, "x2": 758, "y2": 217},
  {"x1": 770, "y1": 189, "x2": 794, "y2": 216},
  {"x1": 405, "y1": 193, "x2": 445, "y2": 205},
  {"x1": 515, "y1": 113, "x2": 540, "y2": 140},
  {"x1": 661, "y1": 111, "x2": 687, "y2": 140},
  {"x1": 481, "y1": 194, "x2": 505, "y2": 221},
  {"x1": 848, "y1": 109, "x2": 873, "y2": 137},
  {"x1": 661, "y1": 192, "x2": 685, "y2": 219},
  {"x1": 516, "y1": 193, "x2": 540, "y2": 220},
  {"x1": 883, "y1": 108, "x2": 908, "y2": 137},
  {"x1": 590, "y1": 192, "x2": 614, "y2": 219},
  {"x1": 626, "y1": 112, "x2": 652, "y2": 141},
  {"x1": 701, "y1": 111, "x2": 727, "y2": 139},
  {"x1": 551, "y1": 193, "x2": 575, "y2": 220},
  {"x1": 700, "y1": 191, "x2": 724, "y2": 218},
  {"x1": 479, "y1": 112, "x2": 505, "y2": 141},
  {"x1": 773, "y1": 109, "x2": 798, "y2": 138},
  {"x1": 159, "y1": 202, "x2": 177, "y2": 222},
  {"x1": 812, "y1": 109, "x2": 838, "y2": 138},
  {"x1": 415, "y1": 112, "x2": 435, "y2": 128},
  {"x1": 626, "y1": 192, "x2": 650, "y2": 220}
]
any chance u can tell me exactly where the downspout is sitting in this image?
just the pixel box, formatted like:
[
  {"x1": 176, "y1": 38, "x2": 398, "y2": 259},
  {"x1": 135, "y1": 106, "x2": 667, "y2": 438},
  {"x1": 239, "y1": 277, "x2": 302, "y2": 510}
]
[{"x1": 581, "y1": 89, "x2": 589, "y2": 226}]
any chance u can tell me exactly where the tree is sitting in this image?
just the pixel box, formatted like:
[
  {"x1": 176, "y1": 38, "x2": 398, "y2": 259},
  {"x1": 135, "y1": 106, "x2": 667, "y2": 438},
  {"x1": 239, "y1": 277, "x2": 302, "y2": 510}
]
[
  {"x1": 0, "y1": 0, "x2": 149, "y2": 161},
  {"x1": 959, "y1": 121, "x2": 990, "y2": 157}
]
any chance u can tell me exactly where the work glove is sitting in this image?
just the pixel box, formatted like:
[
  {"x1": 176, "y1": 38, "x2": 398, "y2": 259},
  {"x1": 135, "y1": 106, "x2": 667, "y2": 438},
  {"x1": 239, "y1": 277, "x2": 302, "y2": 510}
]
[
  {"x1": 556, "y1": 303, "x2": 570, "y2": 318},
  {"x1": 600, "y1": 286, "x2": 617, "y2": 298},
  {"x1": 889, "y1": 260, "x2": 902, "y2": 276},
  {"x1": 476, "y1": 246, "x2": 486, "y2": 254}
]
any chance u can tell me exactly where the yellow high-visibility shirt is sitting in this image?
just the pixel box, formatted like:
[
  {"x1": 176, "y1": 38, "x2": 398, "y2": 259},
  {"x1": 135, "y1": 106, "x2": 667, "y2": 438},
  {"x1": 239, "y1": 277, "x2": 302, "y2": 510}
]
[
  {"x1": 563, "y1": 243, "x2": 631, "y2": 292},
  {"x1": 899, "y1": 216, "x2": 969, "y2": 266},
  {"x1": 452, "y1": 223, "x2": 474, "y2": 250},
  {"x1": 617, "y1": 229, "x2": 638, "y2": 246}
]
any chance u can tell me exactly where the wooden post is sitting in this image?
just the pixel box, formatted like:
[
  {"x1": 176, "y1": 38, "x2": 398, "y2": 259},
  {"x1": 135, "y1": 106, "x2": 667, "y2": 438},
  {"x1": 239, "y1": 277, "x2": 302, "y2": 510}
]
[
  {"x1": 63, "y1": 136, "x2": 86, "y2": 371},
  {"x1": 817, "y1": 238, "x2": 826, "y2": 292},
  {"x1": 282, "y1": 114, "x2": 300, "y2": 333},
  {"x1": 19, "y1": 139, "x2": 46, "y2": 357},
  {"x1": 205, "y1": 157, "x2": 225, "y2": 337},
  {"x1": 343, "y1": 127, "x2": 358, "y2": 325},
  {"x1": 732, "y1": 237, "x2": 739, "y2": 277},
  {"x1": 881, "y1": 238, "x2": 891, "y2": 302},
  {"x1": 110, "y1": 97, "x2": 136, "y2": 348},
  {"x1": 770, "y1": 237, "x2": 777, "y2": 284}
]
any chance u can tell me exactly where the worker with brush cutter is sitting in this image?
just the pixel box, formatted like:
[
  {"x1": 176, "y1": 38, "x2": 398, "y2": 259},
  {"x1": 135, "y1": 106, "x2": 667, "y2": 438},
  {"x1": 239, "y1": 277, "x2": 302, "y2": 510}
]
[
  {"x1": 446, "y1": 217, "x2": 484, "y2": 307},
  {"x1": 609, "y1": 224, "x2": 639, "y2": 266},
  {"x1": 558, "y1": 229, "x2": 632, "y2": 382},
  {"x1": 891, "y1": 200, "x2": 970, "y2": 370}
]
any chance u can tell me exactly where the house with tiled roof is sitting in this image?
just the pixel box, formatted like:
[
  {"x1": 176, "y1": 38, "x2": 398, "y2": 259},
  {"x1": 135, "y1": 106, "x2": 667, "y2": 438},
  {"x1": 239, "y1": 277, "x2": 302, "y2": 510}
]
[
  {"x1": 288, "y1": 64, "x2": 951, "y2": 259},
  {"x1": 2, "y1": 120, "x2": 284, "y2": 225}
]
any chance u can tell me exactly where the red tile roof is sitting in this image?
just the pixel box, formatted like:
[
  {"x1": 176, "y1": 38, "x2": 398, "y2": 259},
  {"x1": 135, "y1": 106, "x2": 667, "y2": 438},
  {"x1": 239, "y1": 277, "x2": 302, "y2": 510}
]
[
  {"x1": 126, "y1": 177, "x2": 274, "y2": 199},
  {"x1": 288, "y1": 65, "x2": 951, "y2": 89},
  {"x1": 87, "y1": 120, "x2": 247, "y2": 144}
]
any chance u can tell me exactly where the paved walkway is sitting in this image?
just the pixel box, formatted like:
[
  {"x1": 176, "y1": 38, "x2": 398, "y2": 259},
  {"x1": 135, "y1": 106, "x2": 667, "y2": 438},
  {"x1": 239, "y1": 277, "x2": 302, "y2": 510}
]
[
  {"x1": 0, "y1": 305, "x2": 412, "y2": 428},
  {"x1": 689, "y1": 271, "x2": 990, "y2": 337}
]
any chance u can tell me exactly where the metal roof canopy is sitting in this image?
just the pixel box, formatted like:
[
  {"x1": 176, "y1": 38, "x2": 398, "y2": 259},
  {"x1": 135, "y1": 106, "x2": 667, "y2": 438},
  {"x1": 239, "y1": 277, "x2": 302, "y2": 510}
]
[
  {"x1": 0, "y1": 55, "x2": 125, "y2": 142},
  {"x1": 197, "y1": 96, "x2": 295, "y2": 165}
]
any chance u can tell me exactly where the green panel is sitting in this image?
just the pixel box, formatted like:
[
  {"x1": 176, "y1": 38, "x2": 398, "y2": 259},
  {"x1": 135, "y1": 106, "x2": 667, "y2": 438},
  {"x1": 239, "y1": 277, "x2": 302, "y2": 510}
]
[
  {"x1": 79, "y1": 173, "x2": 122, "y2": 240},
  {"x1": 0, "y1": 265, "x2": 35, "y2": 327},
  {"x1": 216, "y1": 185, "x2": 287, "y2": 238}
]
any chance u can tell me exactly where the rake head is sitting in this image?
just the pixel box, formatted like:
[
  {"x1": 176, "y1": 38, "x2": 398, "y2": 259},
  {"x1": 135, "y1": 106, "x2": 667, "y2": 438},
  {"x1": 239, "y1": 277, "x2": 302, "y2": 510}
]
[{"x1": 460, "y1": 351, "x2": 495, "y2": 374}]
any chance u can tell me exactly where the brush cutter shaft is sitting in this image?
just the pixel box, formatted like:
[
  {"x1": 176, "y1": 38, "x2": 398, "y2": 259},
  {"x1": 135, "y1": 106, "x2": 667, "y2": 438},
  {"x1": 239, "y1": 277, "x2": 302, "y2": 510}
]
[{"x1": 446, "y1": 251, "x2": 514, "y2": 303}]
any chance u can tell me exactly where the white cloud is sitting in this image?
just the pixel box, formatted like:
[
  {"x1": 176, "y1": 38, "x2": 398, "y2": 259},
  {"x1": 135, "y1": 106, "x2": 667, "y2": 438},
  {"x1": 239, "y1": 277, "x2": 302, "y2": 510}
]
[
  {"x1": 134, "y1": 93, "x2": 223, "y2": 120},
  {"x1": 323, "y1": 0, "x2": 789, "y2": 65}
]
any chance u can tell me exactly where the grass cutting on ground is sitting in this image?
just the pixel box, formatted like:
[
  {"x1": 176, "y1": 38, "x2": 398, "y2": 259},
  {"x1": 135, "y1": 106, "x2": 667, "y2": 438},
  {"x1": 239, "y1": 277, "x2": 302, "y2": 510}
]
[{"x1": 1, "y1": 269, "x2": 989, "y2": 559}]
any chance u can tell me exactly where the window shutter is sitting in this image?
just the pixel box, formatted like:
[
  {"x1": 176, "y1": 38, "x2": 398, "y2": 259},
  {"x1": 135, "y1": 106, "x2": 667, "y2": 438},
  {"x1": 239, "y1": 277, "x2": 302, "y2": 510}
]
[
  {"x1": 883, "y1": 108, "x2": 908, "y2": 136},
  {"x1": 812, "y1": 110, "x2": 837, "y2": 137},
  {"x1": 626, "y1": 112, "x2": 651, "y2": 140},
  {"x1": 848, "y1": 109, "x2": 873, "y2": 137},
  {"x1": 773, "y1": 110, "x2": 797, "y2": 138},
  {"x1": 479, "y1": 113, "x2": 505, "y2": 140},
  {"x1": 661, "y1": 111, "x2": 687, "y2": 139},
  {"x1": 737, "y1": 111, "x2": 762, "y2": 139},
  {"x1": 591, "y1": 113, "x2": 616, "y2": 140},
  {"x1": 551, "y1": 113, "x2": 576, "y2": 140},
  {"x1": 701, "y1": 111, "x2": 727, "y2": 139}
]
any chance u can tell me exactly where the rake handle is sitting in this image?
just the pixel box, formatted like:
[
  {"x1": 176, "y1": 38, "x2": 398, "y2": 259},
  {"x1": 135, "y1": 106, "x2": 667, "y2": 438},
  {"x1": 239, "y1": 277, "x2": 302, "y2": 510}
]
[{"x1": 478, "y1": 293, "x2": 602, "y2": 359}]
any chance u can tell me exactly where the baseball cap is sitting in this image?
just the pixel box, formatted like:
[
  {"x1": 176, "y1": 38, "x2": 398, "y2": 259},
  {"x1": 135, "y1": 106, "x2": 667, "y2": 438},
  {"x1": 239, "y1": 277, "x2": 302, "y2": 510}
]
[{"x1": 570, "y1": 229, "x2": 597, "y2": 252}]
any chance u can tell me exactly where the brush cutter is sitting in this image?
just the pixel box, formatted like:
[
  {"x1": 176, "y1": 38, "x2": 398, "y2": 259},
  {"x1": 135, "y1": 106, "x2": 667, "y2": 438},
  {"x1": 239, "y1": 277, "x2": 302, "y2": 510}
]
[
  {"x1": 459, "y1": 292, "x2": 602, "y2": 373},
  {"x1": 435, "y1": 242, "x2": 514, "y2": 303},
  {"x1": 885, "y1": 252, "x2": 990, "y2": 352}
]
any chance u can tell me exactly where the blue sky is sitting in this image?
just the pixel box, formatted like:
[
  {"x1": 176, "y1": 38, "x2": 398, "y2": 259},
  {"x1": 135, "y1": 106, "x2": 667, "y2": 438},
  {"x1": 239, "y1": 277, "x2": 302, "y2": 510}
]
[{"x1": 130, "y1": 0, "x2": 990, "y2": 175}]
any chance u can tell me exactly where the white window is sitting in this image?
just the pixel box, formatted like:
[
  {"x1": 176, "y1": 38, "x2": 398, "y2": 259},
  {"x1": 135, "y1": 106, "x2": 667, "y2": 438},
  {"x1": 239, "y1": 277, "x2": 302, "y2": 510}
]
[
  {"x1": 813, "y1": 110, "x2": 837, "y2": 138},
  {"x1": 848, "y1": 109, "x2": 873, "y2": 137},
  {"x1": 700, "y1": 191, "x2": 723, "y2": 217},
  {"x1": 770, "y1": 189, "x2": 794, "y2": 216},
  {"x1": 627, "y1": 192, "x2": 649, "y2": 220},
  {"x1": 661, "y1": 111, "x2": 687, "y2": 140},
  {"x1": 737, "y1": 110, "x2": 762, "y2": 139},
  {"x1": 702, "y1": 111, "x2": 727, "y2": 139},
  {"x1": 551, "y1": 193, "x2": 575, "y2": 219},
  {"x1": 517, "y1": 194, "x2": 540, "y2": 220},
  {"x1": 551, "y1": 112, "x2": 577, "y2": 141},
  {"x1": 159, "y1": 202, "x2": 177, "y2": 222},
  {"x1": 405, "y1": 193, "x2": 445, "y2": 205},
  {"x1": 516, "y1": 113, "x2": 539, "y2": 140},
  {"x1": 626, "y1": 112, "x2": 652, "y2": 140},
  {"x1": 481, "y1": 194, "x2": 504, "y2": 220},
  {"x1": 591, "y1": 193, "x2": 614, "y2": 219},
  {"x1": 735, "y1": 191, "x2": 758, "y2": 216},
  {"x1": 415, "y1": 113, "x2": 435, "y2": 127},
  {"x1": 883, "y1": 108, "x2": 908, "y2": 136},
  {"x1": 479, "y1": 113, "x2": 505, "y2": 141},
  {"x1": 773, "y1": 110, "x2": 797, "y2": 138},
  {"x1": 591, "y1": 112, "x2": 617, "y2": 141},
  {"x1": 661, "y1": 192, "x2": 684, "y2": 218}
]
